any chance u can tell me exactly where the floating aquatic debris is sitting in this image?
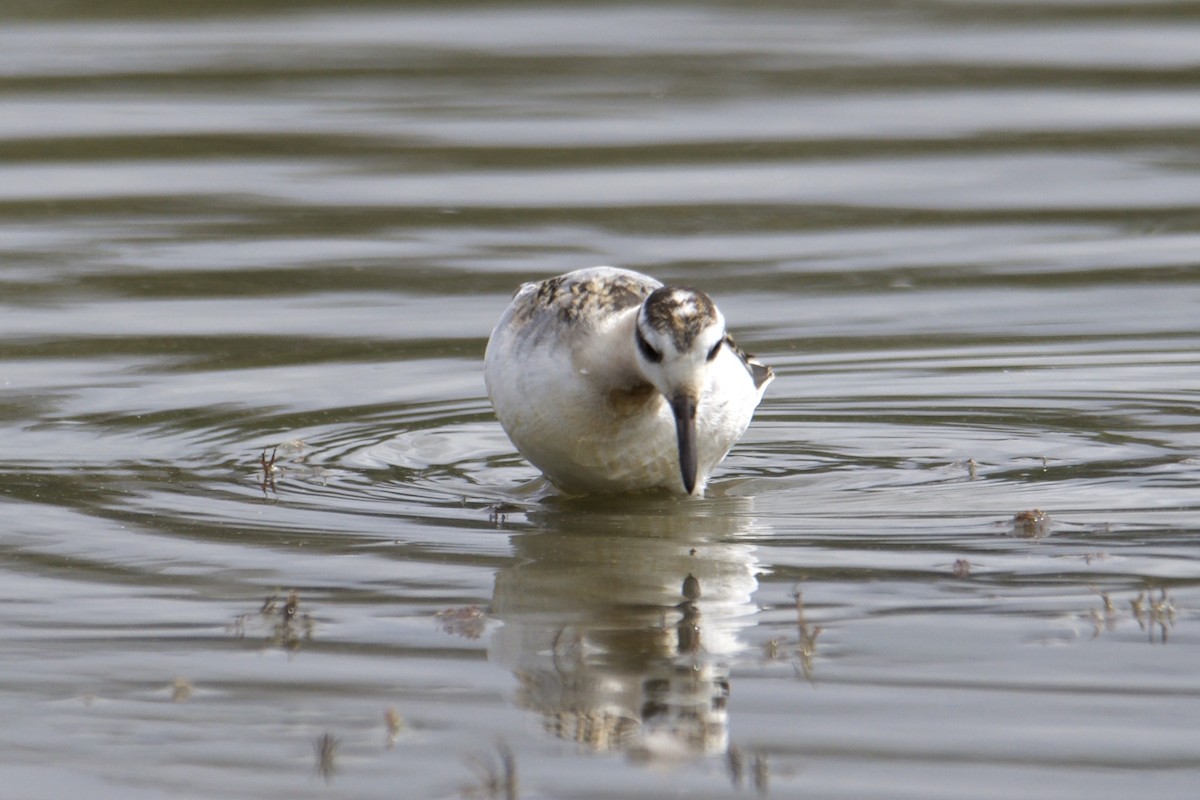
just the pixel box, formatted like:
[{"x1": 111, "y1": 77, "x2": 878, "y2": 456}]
[
  {"x1": 171, "y1": 677, "x2": 193, "y2": 703},
  {"x1": 384, "y1": 707, "x2": 404, "y2": 748},
  {"x1": 1011, "y1": 509, "x2": 1051, "y2": 538},
  {"x1": 762, "y1": 588, "x2": 823, "y2": 684},
  {"x1": 1084, "y1": 587, "x2": 1177, "y2": 644},
  {"x1": 726, "y1": 744, "x2": 744, "y2": 788},
  {"x1": 793, "y1": 590, "x2": 823, "y2": 683},
  {"x1": 313, "y1": 732, "x2": 339, "y2": 783},
  {"x1": 437, "y1": 605, "x2": 487, "y2": 640},
  {"x1": 258, "y1": 446, "x2": 278, "y2": 494},
  {"x1": 1132, "y1": 587, "x2": 1176, "y2": 644},
  {"x1": 753, "y1": 751, "x2": 770, "y2": 797},
  {"x1": 230, "y1": 589, "x2": 315, "y2": 651}
]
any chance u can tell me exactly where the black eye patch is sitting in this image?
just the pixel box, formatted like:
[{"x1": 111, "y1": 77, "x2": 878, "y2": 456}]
[{"x1": 635, "y1": 326, "x2": 662, "y2": 363}]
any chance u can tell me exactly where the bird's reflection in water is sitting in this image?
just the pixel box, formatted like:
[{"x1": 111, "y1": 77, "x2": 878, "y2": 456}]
[{"x1": 489, "y1": 495, "x2": 762, "y2": 763}]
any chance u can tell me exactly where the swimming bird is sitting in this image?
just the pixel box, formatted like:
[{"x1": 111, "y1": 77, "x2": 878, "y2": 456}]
[{"x1": 484, "y1": 267, "x2": 773, "y2": 496}]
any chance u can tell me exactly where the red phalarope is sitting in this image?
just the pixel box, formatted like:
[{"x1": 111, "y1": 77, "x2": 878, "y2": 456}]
[{"x1": 484, "y1": 267, "x2": 773, "y2": 496}]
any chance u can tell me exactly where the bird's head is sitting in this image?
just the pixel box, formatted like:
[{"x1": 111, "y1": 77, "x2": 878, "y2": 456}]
[{"x1": 633, "y1": 286, "x2": 727, "y2": 494}]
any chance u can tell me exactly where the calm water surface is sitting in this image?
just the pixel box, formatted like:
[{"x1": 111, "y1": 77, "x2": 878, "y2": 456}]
[{"x1": 2, "y1": 2, "x2": 1199, "y2": 798}]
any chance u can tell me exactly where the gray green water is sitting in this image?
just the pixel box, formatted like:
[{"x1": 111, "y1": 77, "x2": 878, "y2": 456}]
[{"x1": 2, "y1": 2, "x2": 1199, "y2": 798}]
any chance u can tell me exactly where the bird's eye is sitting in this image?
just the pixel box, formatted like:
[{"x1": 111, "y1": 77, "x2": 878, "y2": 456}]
[
  {"x1": 635, "y1": 327, "x2": 662, "y2": 364},
  {"x1": 706, "y1": 340, "x2": 722, "y2": 362}
]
